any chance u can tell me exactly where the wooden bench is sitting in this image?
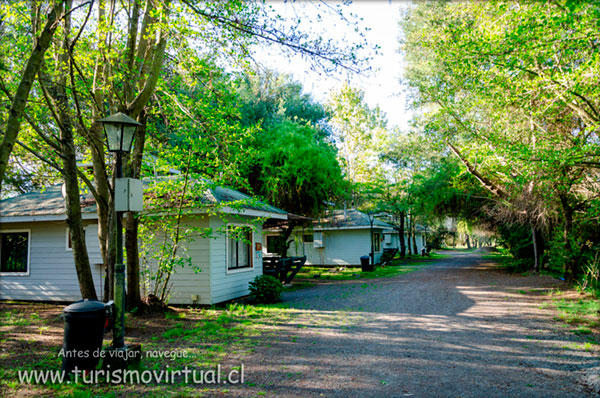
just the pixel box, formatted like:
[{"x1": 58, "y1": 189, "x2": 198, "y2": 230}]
[
  {"x1": 263, "y1": 256, "x2": 307, "y2": 283},
  {"x1": 379, "y1": 248, "x2": 399, "y2": 265}
]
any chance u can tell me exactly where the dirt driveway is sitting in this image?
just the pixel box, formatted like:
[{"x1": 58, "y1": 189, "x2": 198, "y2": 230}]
[{"x1": 231, "y1": 251, "x2": 599, "y2": 398}]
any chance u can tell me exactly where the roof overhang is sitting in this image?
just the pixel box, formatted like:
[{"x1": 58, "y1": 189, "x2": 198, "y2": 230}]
[
  {"x1": 314, "y1": 225, "x2": 394, "y2": 231},
  {"x1": 219, "y1": 206, "x2": 287, "y2": 220},
  {"x1": 0, "y1": 213, "x2": 98, "y2": 223},
  {"x1": 264, "y1": 225, "x2": 395, "y2": 233},
  {"x1": 135, "y1": 206, "x2": 287, "y2": 220}
]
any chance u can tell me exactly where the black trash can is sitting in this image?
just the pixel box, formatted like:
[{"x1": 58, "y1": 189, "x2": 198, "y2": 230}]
[
  {"x1": 61, "y1": 299, "x2": 107, "y2": 373},
  {"x1": 360, "y1": 255, "x2": 373, "y2": 272}
]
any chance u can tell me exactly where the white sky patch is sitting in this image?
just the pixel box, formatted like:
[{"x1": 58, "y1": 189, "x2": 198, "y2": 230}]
[{"x1": 252, "y1": 0, "x2": 412, "y2": 130}]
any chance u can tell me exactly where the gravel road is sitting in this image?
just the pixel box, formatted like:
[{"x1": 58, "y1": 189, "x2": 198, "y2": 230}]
[{"x1": 229, "y1": 251, "x2": 599, "y2": 397}]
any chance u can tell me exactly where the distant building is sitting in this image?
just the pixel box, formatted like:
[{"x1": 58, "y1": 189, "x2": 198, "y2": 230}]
[{"x1": 263, "y1": 209, "x2": 427, "y2": 266}]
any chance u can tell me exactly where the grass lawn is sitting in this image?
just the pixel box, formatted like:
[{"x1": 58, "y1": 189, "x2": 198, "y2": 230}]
[
  {"x1": 550, "y1": 296, "x2": 600, "y2": 330},
  {"x1": 293, "y1": 252, "x2": 449, "y2": 281},
  {"x1": 537, "y1": 293, "x2": 600, "y2": 351},
  {"x1": 0, "y1": 301, "x2": 320, "y2": 398}
]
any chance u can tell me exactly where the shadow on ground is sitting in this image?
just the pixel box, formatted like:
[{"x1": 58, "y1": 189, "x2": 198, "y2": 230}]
[{"x1": 228, "y1": 252, "x2": 598, "y2": 398}]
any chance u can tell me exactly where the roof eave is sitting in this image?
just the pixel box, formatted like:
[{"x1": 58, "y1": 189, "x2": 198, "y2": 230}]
[{"x1": 0, "y1": 212, "x2": 98, "y2": 223}]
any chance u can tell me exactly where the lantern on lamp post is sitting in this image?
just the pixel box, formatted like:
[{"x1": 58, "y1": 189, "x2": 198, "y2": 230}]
[{"x1": 98, "y1": 112, "x2": 140, "y2": 350}]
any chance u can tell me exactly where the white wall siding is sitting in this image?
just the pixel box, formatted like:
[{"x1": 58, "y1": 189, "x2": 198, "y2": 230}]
[
  {"x1": 278, "y1": 228, "x2": 385, "y2": 266},
  {"x1": 0, "y1": 221, "x2": 103, "y2": 302},
  {"x1": 402, "y1": 232, "x2": 427, "y2": 254},
  {"x1": 140, "y1": 216, "x2": 211, "y2": 305},
  {"x1": 383, "y1": 231, "x2": 399, "y2": 250},
  {"x1": 209, "y1": 216, "x2": 263, "y2": 304},
  {"x1": 2, "y1": 215, "x2": 270, "y2": 305}
]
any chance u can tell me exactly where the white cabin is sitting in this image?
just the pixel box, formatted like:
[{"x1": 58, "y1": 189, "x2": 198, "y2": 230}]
[
  {"x1": 0, "y1": 184, "x2": 286, "y2": 305},
  {"x1": 263, "y1": 209, "x2": 427, "y2": 266}
]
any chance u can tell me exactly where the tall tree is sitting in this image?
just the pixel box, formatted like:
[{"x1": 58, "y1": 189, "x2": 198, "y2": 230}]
[
  {"x1": 326, "y1": 84, "x2": 389, "y2": 194},
  {"x1": 400, "y1": 0, "x2": 600, "y2": 280},
  {"x1": 2, "y1": 0, "x2": 371, "y2": 304},
  {"x1": 0, "y1": 2, "x2": 64, "y2": 195}
]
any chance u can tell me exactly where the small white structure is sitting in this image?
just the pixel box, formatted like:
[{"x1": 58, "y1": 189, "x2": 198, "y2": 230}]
[
  {"x1": 263, "y1": 209, "x2": 427, "y2": 266},
  {"x1": 0, "y1": 183, "x2": 286, "y2": 305}
]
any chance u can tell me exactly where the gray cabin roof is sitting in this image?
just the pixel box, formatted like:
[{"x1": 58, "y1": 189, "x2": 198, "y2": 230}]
[
  {"x1": 0, "y1": 185, "x2": 97, "y2": 218},
  {"x1": 144, "y1": 177, "x2": 286, "y2": 215},
  {"x1": 315, "y1": 209, "x2": 395, "y2": 230},
  {"x1": 0, "y1": 180, "x2": 286, "y2": 220}
]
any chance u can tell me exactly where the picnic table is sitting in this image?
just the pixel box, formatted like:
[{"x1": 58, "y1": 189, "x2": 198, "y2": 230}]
[
  {"x1": 378, "y1": 248, "x2": 398, "y2": 265},
  {"x1": 263, "y1": 256, "x2": 307, "y2": 283}
]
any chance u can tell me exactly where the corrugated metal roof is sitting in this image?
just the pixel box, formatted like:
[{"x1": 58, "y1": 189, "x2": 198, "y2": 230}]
[
  {"x1": 315, "y1": 209, "x2": 394, "y2": 229},
  {"x1": 144, "y1": 178, "x2": 287, "y2": 215},
  {"x1": 0, "y1": 179, "x2": 286, "y2": 219},
  {"x1": 0, "y1": 185, "x2": 96, "y2": 217}
]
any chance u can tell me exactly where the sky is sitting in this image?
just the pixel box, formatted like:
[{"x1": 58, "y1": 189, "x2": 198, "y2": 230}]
[{"x1": 254, "y1": 1, "x2": 412, "y2": 130}]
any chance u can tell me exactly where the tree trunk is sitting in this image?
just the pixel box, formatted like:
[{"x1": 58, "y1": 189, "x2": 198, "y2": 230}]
[
  {"x1": 465, "y1": 234, "x2": 471, "y2": 249},
  {"x1": 531, "y1": 224, "x2": 539, "y2": 273},
  {"x1": 411, "y1": 220, "x2": 418, "y2": 255},
  {"x1": 536, "y1": 228, "x2": 545, "y2": 268},
  {"x1": 278, "y1": 220, "x2": 300, "y2": 257},
  {"x1": 398, "y1": 211, "x2": 406, "y2": 258},
  {"x1": 124, "y1": 113, "x2": 147, "y2": 310},
  {"x1": 104, "y1": 204, "x2": 116, "y2": 301},
  {"x1": 89, "y1": 0, "x2": 114, "y2": 301},
  {"x1": 559, "y1": 194, "x2": 578, "y2": 283},
  {"x1": 49, "y1": 1, "x2": 97, "y2": 299},
  {"x1": 90, "y1": 120, "x2": 114, "y2": 301},
  {"x1": 406, "y1": 216, "x2": 412, "y2": 256},
  {"x1": 0, "y1": 2, "x2": 62, "y2": 195},
  {"x1": 126, "y1": 213, "x2": 141, "y2": 309}
]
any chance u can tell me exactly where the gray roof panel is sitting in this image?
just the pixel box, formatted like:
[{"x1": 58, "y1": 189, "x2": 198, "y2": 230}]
[
  {"x1": 0, "y1": 179, "x2": 286, "y2": 219},
  {"x1": 315, "y1": 209, "x2": 394, "y2": 229}
]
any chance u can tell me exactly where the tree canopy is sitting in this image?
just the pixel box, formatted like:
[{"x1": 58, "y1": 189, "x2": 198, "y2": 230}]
[{"x1": 399, "y1": 0, "x2": 600, "y2": 280}]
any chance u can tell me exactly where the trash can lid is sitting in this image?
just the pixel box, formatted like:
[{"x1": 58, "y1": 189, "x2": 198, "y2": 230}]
[{"x1": 63, "y1": 299, "x2": 106, "y2": 313}]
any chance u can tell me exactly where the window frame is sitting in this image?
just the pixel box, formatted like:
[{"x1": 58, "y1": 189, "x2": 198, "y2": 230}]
[
  {"x1": 265, "y1": 235, "x2": 279, "y2": 254},
  {"x1": 302, "y1": 234, "x2": 314, "y2": 243},
  {"x1": 373, "y1": 232, "x2": 381, "y2": 252},
  {"x1": 66, "y1": 226, "x2": 86, "y2": 251},
  {"x1": 0, "y1": 229, "x2": 31, "y2": 276},
  {"x1": 226, "y1": 224, "x2": 254, "y2": 274},
  {"x1": 66, "y1": 227, "x2": 72, "y2": 251}
]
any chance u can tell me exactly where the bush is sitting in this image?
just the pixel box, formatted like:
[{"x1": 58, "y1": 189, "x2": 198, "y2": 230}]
[
  {"x1": 248, "y1": 275, "x2": 283, "y2": 303},
  {"x1": 428, "y1": 227, "x2": 454, "y2": 250}
]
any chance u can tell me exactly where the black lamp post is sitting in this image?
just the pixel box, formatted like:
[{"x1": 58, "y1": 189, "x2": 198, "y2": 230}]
[
  {"x1": 367, "y1": 212, "x2": 375, "y2": 266},
  {"x1": 98, "y1": 112, "x2": 140, "y2": 349}
]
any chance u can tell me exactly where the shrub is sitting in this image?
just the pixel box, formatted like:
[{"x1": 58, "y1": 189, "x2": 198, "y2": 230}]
[
  {"x1": 428, "y1": 227, "x2": 454, "y2": 250},
  {"x1": 249, "y1": 275, "x2": 283, "y2": 303}
]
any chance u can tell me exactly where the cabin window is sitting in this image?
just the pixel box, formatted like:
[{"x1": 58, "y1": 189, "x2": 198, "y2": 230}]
[
  {"x1": 66, "y1": 227, "x2": 86, "y2": 251},
  {"x1": 373, "y1": 233, "x2": 381, "y2": 252},
  {"x1": 227, "y1": 226, "x2": 253, "y2": 271},
  {"x1": 303, "y1": 234, "x2": 314, "y2": 243},
  {"x1": 0, "y1": 231, "x2": 30, "y2": 274}
]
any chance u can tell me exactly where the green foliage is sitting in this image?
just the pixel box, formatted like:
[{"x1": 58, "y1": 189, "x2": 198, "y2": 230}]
[
  {"x1": 496, "y1": 224, "x2": 534, "y2": 262},
  {"x1": 553, "y1": 297, "x2": 600, "y2": 329},
  {"x1": 400, "y1": 1, "x2": 600, "y2": 280},
  {"x1": 579, "y1": 251, "x2": 600, "y2": 298},
  {"x1": 427, "y1": 227, "x2": 455, "y2": 250},
  {"x1": 247, "y1": 119, "x2": 343, "y2": 217},
  {"x1": 236, "y1": 70, "x2": 328, "y2": 129},
  {"x1": 326, "y1": 84, "x2": 390, "y2": 188},
  {"x1": 205, "y1": 68, "x2": 346, "y2": 218},
  {"x1": 248, "y1": 275, "x2": 283, "y2": 303}
]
